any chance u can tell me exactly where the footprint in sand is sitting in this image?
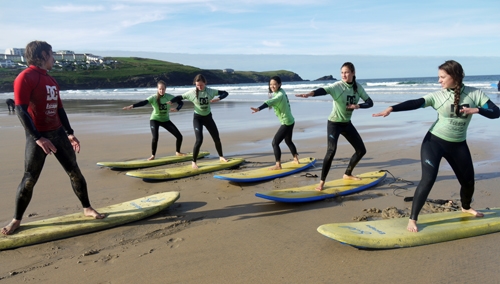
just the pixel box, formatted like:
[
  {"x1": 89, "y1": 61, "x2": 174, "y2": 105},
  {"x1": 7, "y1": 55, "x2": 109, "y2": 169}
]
[{"x1": 167, "y1": 237, "x2": 183, "y2": 249}]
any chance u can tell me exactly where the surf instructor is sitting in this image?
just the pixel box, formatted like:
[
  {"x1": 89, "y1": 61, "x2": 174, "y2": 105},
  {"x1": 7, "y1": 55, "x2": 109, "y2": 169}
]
[
  {"x1": 1, "y1": 40, "x2": 105, "y2": 236},
  {"x1": 373, "y1": 60, "x2": 500, "y2": 233},
  {"x1": 296, "y1": 62, "x2": 373, "y2": 191}
]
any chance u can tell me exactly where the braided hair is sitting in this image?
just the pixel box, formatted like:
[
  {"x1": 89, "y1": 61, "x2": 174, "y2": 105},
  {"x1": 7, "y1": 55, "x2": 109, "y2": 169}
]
[
  {"x1": 341, "y1": 62, "x2": 358, "y2": 94},
  {"x1": 439, "y1": 60, "x2": 464, "y2": 116},
  {"x1": 193, "y1": 74, "x2": 207, "y2": 99}
]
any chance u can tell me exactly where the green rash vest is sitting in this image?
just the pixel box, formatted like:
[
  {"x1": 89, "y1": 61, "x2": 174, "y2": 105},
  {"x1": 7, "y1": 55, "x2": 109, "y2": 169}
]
[
  {"x1": 181, "y1": 87, "x2": 219, "y2": 116},
  {"x1": 322, "y1": 81, "x2": 370, "y2": 122},
  {"x1": 265, "y1": 89, "x2": 295, "y2": 126},
  {"x1": 423, "y1": 85, "x2": 491, "y2": 142},
  {"x1": 147, "y1": 93, "x2": 175, "y2": 122}
]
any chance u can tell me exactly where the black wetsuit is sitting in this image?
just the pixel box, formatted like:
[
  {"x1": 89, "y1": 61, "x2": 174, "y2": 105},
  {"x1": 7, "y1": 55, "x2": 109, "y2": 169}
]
[
  {"x1": 313, "y1": 87, "x2": 373, "y2": 180},
  {"x1": 132, "y1": 99, "x2": 183, "y2": 156},
  {"x1": 391, "y1": 97, "x2": 500, "y2": 220},
  {"x1": 171, "y1": 90, "x2": 228, "y2": 162}
]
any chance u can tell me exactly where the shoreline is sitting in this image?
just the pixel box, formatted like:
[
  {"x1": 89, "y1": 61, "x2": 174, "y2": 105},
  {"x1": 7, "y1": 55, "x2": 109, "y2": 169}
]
[{"x1": 1, "y1": 99, "x2": 500, "y2": 283}]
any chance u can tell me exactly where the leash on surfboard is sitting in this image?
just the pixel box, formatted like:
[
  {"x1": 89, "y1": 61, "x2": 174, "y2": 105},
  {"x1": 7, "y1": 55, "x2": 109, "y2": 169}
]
[
  {"x1": 378, "y1": 170, "x2": 461, "y2": 210},
  {"x1": 377, "y1": 170, "x2": 414, "y2": 198}
]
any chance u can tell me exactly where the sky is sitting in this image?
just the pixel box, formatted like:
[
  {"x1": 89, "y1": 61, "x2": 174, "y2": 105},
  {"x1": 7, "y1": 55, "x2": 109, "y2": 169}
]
[{"x1": 1, "y1": 0, "x2": 499, "y2": 80}]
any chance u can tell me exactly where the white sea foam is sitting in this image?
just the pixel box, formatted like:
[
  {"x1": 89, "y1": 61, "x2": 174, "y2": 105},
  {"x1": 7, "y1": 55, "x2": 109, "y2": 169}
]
[{"x1": 1, "y1": 75, "x2": 499, "y2": 104}]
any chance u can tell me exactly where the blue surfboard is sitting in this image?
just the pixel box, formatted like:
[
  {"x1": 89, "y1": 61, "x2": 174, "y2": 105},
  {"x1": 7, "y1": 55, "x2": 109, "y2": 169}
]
[{"x1": 255, "y1": 171, "x2": 386, "y2": 203}]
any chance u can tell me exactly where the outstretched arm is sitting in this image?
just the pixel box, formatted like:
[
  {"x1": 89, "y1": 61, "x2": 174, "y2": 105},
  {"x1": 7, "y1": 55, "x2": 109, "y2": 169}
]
[
  {"x1": 296, "y1": 88, "x2": 327, "y2": 98},
  {"x1": 251, "y1": 103, "x2": 269, "y2": 113},
  {"x1": 373, "y1": 98, "x2": 425, "y2": 117},
  {"x1": 123, "y1": 100, "x2": 148, "y2": 110}
]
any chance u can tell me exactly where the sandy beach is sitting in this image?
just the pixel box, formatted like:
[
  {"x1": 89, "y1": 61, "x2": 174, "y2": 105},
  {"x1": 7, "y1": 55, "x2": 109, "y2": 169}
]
[{"x1": 1, "y1": 100, "x2": 500, "y2": 283}]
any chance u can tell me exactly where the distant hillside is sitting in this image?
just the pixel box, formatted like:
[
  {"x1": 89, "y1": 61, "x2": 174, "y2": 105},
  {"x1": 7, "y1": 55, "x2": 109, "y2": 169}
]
[{"x1": 0, "y1": 57, "x2": 303, "y2": 92}]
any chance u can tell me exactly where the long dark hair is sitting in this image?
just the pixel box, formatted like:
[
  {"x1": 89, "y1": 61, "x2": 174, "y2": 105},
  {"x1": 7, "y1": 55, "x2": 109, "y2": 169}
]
[
  {"x1": 268, "y1": 76, "x2": 282, "y2": 94},
  {"x1": 156, "y1": 80, "x2": 166, "y2": 106},
  {"x1": 193, "y1": 74, "x2": 207, "y2": 99},
  {"x1": 25, "y1": 40, "x2": 52, "y2": 67},
  {"x1": 341, "y1": 62, "x2": 357, "y2": 94},
  {"x1": 439, "y1": 60, "x2": 464, "y2": 116}
]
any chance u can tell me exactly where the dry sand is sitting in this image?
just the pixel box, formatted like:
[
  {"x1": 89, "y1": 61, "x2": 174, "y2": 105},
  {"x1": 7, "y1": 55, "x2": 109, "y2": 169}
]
[{"x1": 1, "y1": 101, "x2": 500, "y2": 283}]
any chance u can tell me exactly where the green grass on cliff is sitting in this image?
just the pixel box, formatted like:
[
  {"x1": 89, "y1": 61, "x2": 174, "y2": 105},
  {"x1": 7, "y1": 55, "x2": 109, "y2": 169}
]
[{"x1": 0, "y1": 57, "x2": 300, "y2": 92}]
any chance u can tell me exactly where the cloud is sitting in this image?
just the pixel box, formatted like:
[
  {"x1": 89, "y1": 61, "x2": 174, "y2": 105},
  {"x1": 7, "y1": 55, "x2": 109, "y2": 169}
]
[
  {"x1": 120, "y1": 11, "x2": 166, "y2": 27},
  {"x1": 44, "y1": 4, "x2": 105, "y2": 13},
  {"x1": 262, "y1": 41, "x2": 282, "y2": 48}
]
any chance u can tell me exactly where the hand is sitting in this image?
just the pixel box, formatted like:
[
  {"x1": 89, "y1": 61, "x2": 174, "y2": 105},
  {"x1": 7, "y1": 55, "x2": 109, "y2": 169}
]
[
  {"x1": 250, "y1": 107, "x2": 259, "y2": 114},
  {"x1": 123, "y1": 105, "x2": 133, "y2": 110},
  {"x1": 295, "y1": 93, "x2": 312, "y2": 98},
  {"x1": 460, "y1": 107, "x2": 479, "y2": 115},
  {"x1": 210, "y1": 98, "x2": 221, "y2": 103},
  {"x1": 68, "y1": 134, "x2": 81, "y2": 153},
  {"x1": 346, "y1": 104, "x2": 359, "y2": 110},
  {"x1": 170, "y1": 108, "x2": 178, "y2": 112},
  {"x1": 167, "y1": 101, "x2": 173, "y2": 105},
  {"x1": 372, "y1": 107, "x2": 393, "y2": 117},
  {"x1": 36, "y1": 137, "x2": 57, "y2": 155}
]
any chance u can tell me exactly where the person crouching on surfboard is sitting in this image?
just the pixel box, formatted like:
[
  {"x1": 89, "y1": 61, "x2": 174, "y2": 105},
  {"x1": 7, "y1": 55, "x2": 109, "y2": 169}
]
[
  {"x1": 1, "y1": 40, "x2": 105, "y2": 236},
  {"x1": 169, "y1": 74, "x2": 229, "y2": 169},
  {"x1": 251, "y1": 76, "x2": 300, "y2": 170},
  {"x1": 123, "y1": 80, "x2": 185, "y2": 161},
  {"x1": 296, "y1": 62, "x2": 373, "y2": 191},
  {"x1": 373, "y1": 60, "x2": 500, "y2": 233}
]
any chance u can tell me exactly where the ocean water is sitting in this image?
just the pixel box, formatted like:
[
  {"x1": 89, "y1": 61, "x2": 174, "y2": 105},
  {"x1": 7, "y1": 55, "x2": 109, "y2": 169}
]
[{"x1": 1, "y1": 75, "x2": 499, "y2": 104}]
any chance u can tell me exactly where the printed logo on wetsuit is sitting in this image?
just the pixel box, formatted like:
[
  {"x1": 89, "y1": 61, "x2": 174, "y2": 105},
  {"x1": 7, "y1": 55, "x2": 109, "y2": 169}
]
[{"x1": 45, "y1": 85, "x2": 58, "y2": 116}]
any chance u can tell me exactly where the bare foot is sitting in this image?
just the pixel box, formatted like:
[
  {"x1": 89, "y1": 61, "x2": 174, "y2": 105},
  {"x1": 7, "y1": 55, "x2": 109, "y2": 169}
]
[
  {"x1": 176, "y1": 152, "x2": 186, "y2": 157},
  {"x1": 1, "y1": 219, "x2": 21, "y2": 235},
  {"x1": 343, "y1": 174, "x2": 361, "y2": 180},
  {"x1": 147, "y1": 155, "x2": 155, "y2": 161},
  {"x1": 407, "y1": 219, "x2": 418, "y2": 232},
  {"x1": 293, "y1": 155, "x2": 300, "y2": 164},
  {"x1": 84, "y1": 207, "x2": 106, "y2": 219},
  {"x1": 315, "y1": 180, "x2": 325, "y2": 191},
  {"x1": 219, "y1": 157, "x2": 228, "y2": 162},
  {"x1": 192, "y1": 161, "x2": 199, "y2": 169},
  {"x1": 269, "y1": 162, "x2": 282, "y2": 170},
  {"x1": 462, "y1": 207, "x2": 484, "y2": 217}
]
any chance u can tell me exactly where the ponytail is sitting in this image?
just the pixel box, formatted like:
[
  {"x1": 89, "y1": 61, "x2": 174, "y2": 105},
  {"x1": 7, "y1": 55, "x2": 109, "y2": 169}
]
[{"x1": 352, "y1": 75, "x2": 358, "y2": 94}]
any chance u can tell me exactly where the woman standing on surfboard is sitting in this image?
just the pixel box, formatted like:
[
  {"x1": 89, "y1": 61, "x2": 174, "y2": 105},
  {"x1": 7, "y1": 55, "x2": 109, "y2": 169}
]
[
  {"x1": 251, "y1": 76, "x2": 300, "y2": 170},
  {"x1": 296, "y1": 62, "x2": 373, "y2": 191},
  {"x1": 123, "y1": 80, "x2": 185, "y2": 161},
  {"x1": 1, "y1": 41, "x2": 105, "y2": 236},
  {"x1": 170, "y1": 74, "x2": 229, "y2": 169},
  {"x1": 373, "y1": 60, "x2": 500, "y2": 233}
]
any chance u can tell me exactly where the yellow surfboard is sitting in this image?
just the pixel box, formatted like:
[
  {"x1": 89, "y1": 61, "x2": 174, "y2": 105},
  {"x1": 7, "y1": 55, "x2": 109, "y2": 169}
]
[
  {"x1": 214, "y1": 157, "x2": 316, "y2": 182},
  {"x1": 255, "y1": 170, "x2": 386, "y2": 203},
  {"x1": 317, "y1": 208, "x2": 500, "y2": 249},
  {"x1": 96, "y1": 151, "x2": 209, "y2": 169},
  {"x1": 126, "y1": 158, "x2": 245, "y2": 181},
  {"x1": 0, "y1": 191, "x2": 180, "y2": 251}
]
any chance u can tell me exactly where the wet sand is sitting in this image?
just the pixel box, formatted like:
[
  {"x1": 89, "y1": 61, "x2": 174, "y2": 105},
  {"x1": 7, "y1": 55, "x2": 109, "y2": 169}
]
[{"x1": 1, "y1": 100, "x2": 500, "y2": 283}]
